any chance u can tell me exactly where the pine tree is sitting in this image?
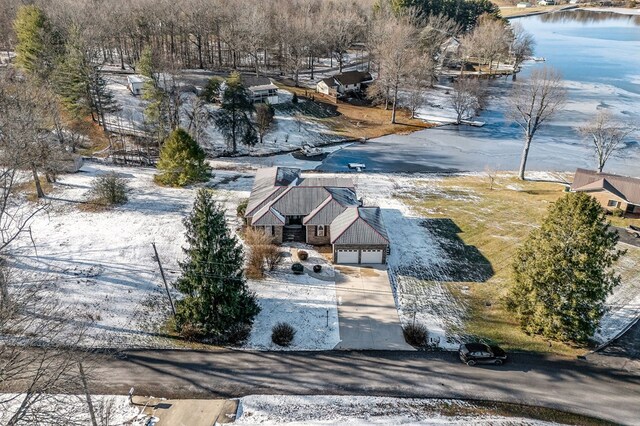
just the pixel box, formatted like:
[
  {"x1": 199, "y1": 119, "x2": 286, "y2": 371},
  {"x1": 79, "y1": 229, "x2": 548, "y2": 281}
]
[
  {"x1": 507, "y1": 192, "x2": 624, "y2": 344},
  {"x1": 175, "y1": 189, "x2": 260, "y2": 343},
  {"x1": 13, "y1": 5, "x2": 61, "y2": 79},
  {"x1": 155, "y1": 128, "x2": 210, "y2": 186},
  {"x1": 138, "y1": 46, "x2": 175, "y2": 142},
  {"x1": 214, "y1": 72, "x2": 256, "y2": 153},
  {"x1": 54, "y1": 28, "x2": 118, "y2": 128}
]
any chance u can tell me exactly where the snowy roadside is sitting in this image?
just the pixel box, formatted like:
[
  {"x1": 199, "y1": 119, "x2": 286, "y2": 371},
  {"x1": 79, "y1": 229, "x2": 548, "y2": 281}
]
[
  {"x1": 0, "y1": 394, "x2": 149, "y2": 426},
  {"x1": 235, "y1": 395, "x2": 562, "y2": 425}
]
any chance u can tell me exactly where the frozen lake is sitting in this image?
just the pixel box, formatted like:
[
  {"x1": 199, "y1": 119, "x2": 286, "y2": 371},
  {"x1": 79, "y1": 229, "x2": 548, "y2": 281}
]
[{"x1": 320, "y1": 10, "x2": 640, "y2": 176}]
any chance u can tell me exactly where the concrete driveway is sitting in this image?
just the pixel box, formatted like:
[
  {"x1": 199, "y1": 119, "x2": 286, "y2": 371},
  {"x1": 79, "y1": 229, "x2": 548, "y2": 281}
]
[{"x1": 333, "y1": 265, "x2": 414, "y2": 350}]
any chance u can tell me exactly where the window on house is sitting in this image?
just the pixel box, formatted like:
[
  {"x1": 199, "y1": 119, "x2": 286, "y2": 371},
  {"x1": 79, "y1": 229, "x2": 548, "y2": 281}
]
[
  {"x1": 607, "y1": 200, "x2": 619, "y2": 207},
  {"x1": 265, "y1": 226, "x2": 274, "y2": 236},
  {"x1": 317, "y1": 225, "x2": 325, "y2": 237}
]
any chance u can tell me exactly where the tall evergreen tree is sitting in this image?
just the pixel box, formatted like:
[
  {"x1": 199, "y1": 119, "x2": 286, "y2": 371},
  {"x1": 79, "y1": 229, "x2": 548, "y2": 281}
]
[
  {"x1": 155, "y1": 128, "x2": 210, "y2": 186},
  {"x1": 13, "y1": 5, "x2": 61, "y2": 79},
  {"x1": 214, "y1": 72, "x2": 257, "y2": 154},
  {"x1": 54, "y1": 28, "x2": 118, "y2": 128},
  {"x1": 138, "y1": 46, "x2": 179, "y2": 142},
  {"x1": 175, "y1": 189, "x2": 260, "y2": 342},
  {"x1": 507, "y1": 192, "x2": 624, "y2": 344},
  {"x1": 387, "y1": 0, "x2": 500, "y2": 30}
]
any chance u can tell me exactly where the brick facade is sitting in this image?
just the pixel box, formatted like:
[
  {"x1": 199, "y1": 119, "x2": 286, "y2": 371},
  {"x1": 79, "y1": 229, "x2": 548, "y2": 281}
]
[
  {"x1": 306, "y1": 225, "x2": 331, "y2": 245},
  {"x1": 260, "y1": 225, "x2": 283, "y2": 244}
]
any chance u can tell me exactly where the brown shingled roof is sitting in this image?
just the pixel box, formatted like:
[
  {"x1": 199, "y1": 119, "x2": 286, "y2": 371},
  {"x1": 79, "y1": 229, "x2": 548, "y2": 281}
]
[{"x1": 571, "y1": 168, "x2": 640, "y2": 205}]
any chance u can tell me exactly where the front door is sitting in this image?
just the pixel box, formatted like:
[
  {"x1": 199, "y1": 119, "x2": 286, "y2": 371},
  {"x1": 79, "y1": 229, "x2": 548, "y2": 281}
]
[{"x1": 287, "y1": 215, "x2": 303, "y2": 226}]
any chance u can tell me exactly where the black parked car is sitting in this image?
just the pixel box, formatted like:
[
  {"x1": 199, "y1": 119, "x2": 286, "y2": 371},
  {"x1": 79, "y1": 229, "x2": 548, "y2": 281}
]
[{"x1": 459, "y1": 343, "x2": 507, "y2": 366}]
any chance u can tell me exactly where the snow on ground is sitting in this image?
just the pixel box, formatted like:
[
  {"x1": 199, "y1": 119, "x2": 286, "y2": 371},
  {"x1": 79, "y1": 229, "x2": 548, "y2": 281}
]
[
  {"x1": 412, "y1": 85, "x2": 465, "y2": 126},
  {"x1": 245, "y1": 245, "x2": 340, "y2": 351},
  {"x1": 103, "y1": 74, "x2": 343, "y2": 157},
  {"x1": 10, "y1": 161, "x2": 340, "y2": 350},
  {"x1": 0, "y1": 51, "x2": 15, "y2": 65},
  {"x1": 595, "y1": 245, "x2": 640, "y2": 344},
  {"x1": 0, "y1": 394, "x2": 149, "y2": 425},
  {"x1": 355, "y1": 174, "x2": 467, "y2": 349},
  {"x1": 235, "y1": 395, "x2": 561, "y2": 425},
  {"x1": 584, "y1": 7, "x2": 640, "y2": 15},
  {"x1": 9, "y1": 162, "x2": 252, "y2": 347}
]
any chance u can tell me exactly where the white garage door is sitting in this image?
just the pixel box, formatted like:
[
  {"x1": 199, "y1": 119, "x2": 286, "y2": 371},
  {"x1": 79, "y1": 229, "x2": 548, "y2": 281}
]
[
  {"x1": 360, "y1": 249, "x2": 383, "y2": 264},
  {"x1": 336, "y1": 249, "x2": 359, "y2": 264}
]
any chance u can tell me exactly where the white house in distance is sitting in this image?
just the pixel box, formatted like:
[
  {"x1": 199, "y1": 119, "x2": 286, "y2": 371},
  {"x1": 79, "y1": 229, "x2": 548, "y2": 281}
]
[
  {"x1": 316, "y1": 71, "x2": 372, "y2": 96},
  {"x1": 239, "y1": 75, "x2": 280, "y2": 104},
  {"x1": 127, "y1": 75, "x2": 146, "y2": 96}
]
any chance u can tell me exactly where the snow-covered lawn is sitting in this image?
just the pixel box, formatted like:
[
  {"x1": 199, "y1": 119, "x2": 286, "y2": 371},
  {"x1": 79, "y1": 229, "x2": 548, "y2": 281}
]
[
  {"x1": 235, "y1": 395, "x2": 561, "y2": 425},
  {"x1": 104, "y1": 73, "x2": 343, "y2": 157},
  {"x1": 595, "y1": 244, "x2": 640, "y2": 345},
  {"x1": 246, "y1": 245, "x2": 340, "y2": 351},
  {"x1": 9, "y1": 162, "x2": 253, "y2": 348},
  {"x1": 9, "y1": 162, "x2": 341, "y2": 350},
  {"x1": 0, "y1": 394, "x2": 149, "y2": 425}
]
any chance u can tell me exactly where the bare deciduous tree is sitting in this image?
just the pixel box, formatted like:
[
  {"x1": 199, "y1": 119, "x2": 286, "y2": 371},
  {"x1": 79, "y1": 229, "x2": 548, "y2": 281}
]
[
  {"x1": 578, "y1": 111, "x2": 636, "y2": 173},
  {"x1": 507, "y1": 67, "x2": 566, "y2": 180},
  {"x1": 450, "y1": 77, "x2": 485, "y2": 125},
  {"x1": 369, "y1": 9, "x2": 419, "y2": 124},
  {"x1": 0, "y1": 264, "x2": 98, "y2": 426},
  {"x1": 509, "y1": 22, "x2": 535, "y2": 81}
]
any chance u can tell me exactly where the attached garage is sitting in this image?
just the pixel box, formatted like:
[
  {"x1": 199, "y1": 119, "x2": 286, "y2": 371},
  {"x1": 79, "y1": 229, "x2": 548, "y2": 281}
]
[
  {"x1": 336, "y1": 249, "x2": 359, "y2": 264},
  {"x1": 331, "y1": 207, "x2": 390, "y2": 265},
  {"x1": 360, "y1": 249, "x2": 384, "y2": 264}
]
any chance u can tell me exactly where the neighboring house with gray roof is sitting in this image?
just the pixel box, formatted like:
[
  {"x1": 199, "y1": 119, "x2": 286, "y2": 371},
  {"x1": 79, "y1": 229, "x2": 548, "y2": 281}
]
[
  {"x1": 245, "y1": 167, "x2": 389, "y2": 264},
  {"x1": 316, "y1": 71, "x2": 373, "y2": 96},
  {"x1": 571, "y1": 168, "x2": 640, "y2": 216}
]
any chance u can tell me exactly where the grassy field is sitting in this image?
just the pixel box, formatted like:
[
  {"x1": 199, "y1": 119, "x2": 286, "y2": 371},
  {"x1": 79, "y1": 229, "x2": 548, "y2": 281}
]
[
  {"x1": 500, "y1": 4, "x2": 567, "y2": 18},
  {"x1": 399, "y1": 173, "x2": 640, "y2": 356},
  {"x1": 278, "y1": 84, "x2": 434, "y2": 140}
]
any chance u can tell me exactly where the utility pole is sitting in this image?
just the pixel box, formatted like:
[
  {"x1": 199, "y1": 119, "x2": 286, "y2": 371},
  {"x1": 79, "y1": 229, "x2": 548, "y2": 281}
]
[
  {"x1": 78, "y1": 362, "x2": 98, "y2": 426},
  {"x1": 152, "y1": 242, "x2": 176, "y2": 317}
]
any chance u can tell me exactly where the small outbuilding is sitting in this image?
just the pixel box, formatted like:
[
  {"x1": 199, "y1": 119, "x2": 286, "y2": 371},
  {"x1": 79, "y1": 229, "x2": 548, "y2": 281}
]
[{"x1": 127, "y1": 75, "x2": 146, "y2": 96}]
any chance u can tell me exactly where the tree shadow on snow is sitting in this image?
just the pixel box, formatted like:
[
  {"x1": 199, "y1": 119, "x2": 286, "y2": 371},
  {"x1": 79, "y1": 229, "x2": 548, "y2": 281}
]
[{"x1": 420, "y1": 218, "x2": 494, "y2": 283}]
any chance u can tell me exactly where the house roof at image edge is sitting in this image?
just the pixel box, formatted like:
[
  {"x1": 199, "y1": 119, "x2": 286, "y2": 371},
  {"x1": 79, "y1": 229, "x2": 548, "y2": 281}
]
[{"x1": 571, "y1": 168, "x2": 640, "y2": 205}]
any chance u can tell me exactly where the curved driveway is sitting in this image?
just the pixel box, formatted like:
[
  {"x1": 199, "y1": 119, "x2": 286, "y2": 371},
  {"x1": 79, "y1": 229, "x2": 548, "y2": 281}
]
[{"x1": 88, "y1": 350, "x2": 640, "y2": 425}]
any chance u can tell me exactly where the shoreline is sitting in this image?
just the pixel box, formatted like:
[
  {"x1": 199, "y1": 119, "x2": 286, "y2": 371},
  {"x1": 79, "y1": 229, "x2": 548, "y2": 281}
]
[{"x1": 582, "y1": 6, "x2": 640, "y2": 15}]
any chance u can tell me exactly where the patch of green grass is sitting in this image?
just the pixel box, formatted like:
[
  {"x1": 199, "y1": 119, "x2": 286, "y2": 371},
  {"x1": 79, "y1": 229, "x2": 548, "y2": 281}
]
[{"x1": 400, "y1": 173, "x2": 639, "y2": 356}]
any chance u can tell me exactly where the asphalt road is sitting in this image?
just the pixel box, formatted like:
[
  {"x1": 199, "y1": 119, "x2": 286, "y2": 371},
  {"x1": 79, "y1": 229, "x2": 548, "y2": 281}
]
[{"x1": 84, "y1": 350, "x2": 640, "y2": 425}]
